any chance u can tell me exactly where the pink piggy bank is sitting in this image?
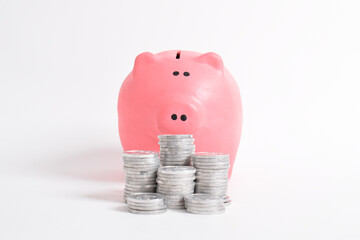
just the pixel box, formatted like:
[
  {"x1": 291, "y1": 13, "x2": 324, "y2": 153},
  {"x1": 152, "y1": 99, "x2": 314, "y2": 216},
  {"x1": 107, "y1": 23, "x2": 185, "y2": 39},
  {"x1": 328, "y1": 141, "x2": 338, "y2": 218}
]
[{"x1": 117, "y1": 50, "x2": 242, "y2": 178}]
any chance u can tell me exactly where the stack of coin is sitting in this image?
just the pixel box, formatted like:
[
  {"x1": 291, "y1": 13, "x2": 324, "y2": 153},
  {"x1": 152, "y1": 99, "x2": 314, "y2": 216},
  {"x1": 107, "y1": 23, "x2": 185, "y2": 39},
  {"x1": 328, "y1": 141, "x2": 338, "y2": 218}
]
[
  {"x1": 156, "y1": 166, "x2": 196, "y2": 209},
  {"x1": 158, "y1": 134, "x2": 195, "y2": 166},
  {"x1": 184, "y1": 193, "x2": 225, "y2": 214},
  {"x1": 127, "y1": 193, "x2": 167, "y2": 214},
  {"x1": 192, "y1": 152, "x2": 230, "y2": 202},
  {"x1": 122, "y1": 150, "x2": 160, "y2": 202}
]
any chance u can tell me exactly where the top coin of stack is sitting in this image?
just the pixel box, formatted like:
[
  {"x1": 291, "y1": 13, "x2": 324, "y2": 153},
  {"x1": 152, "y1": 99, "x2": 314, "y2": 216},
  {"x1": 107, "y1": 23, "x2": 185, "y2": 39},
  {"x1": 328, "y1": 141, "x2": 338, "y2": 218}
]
[
  {"x1": 122, "y1": 150, "x2": 160, "y2": 202},
  {"x1": 158, "y1": 134, "x2": 195, "y2": 166},
  {"x1": 192, "y1": 152, "x2": 230, "y2": 200},
  {"x1": 184, "y1": 193, "x2": 225, "y2": 214},
  {"x1": 127, "y1": 193, "x2": 167, "y2": 215}
]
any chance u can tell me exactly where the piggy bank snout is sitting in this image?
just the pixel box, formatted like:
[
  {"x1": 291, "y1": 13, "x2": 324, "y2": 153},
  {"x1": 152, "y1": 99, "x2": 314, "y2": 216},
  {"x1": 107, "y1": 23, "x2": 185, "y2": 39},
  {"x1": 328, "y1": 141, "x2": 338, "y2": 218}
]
[{"x1": 156, "y1": 101, "x2": 204, "y2": 134}]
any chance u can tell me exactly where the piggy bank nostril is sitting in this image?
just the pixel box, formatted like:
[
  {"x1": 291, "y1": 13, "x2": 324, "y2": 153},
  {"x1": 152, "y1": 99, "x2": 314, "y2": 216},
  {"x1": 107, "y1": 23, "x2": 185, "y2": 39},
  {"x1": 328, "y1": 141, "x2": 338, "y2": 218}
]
[
  {"x1": 171, "y1": 114, "x2": 177, "y2": 120},
  {"x1": 180, "y1": 114, "x2": 187, "y2": 121}
]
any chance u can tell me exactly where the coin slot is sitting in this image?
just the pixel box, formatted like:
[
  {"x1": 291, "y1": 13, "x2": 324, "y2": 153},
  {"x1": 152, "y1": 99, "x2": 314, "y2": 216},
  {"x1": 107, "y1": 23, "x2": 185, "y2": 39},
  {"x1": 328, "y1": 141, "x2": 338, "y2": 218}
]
[{"x1": 176, "y1": 51, "x2": 181, "y2": 59}]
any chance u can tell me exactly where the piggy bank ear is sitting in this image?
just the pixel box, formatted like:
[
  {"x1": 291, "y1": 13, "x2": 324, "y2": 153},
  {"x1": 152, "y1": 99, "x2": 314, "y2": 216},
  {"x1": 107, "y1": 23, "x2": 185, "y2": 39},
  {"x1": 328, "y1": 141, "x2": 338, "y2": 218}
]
[
  {"x1": 197, "y1": 52, "x2": 224, "y2": 71},
  {"x1": 134, "y1": 52, "x2": 158, "y2": 70}
]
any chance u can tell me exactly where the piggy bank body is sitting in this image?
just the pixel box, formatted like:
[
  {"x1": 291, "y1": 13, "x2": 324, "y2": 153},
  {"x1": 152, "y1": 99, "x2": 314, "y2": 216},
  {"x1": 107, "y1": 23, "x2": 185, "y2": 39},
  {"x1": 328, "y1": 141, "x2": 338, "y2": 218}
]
[{"x1": 118, "y1": 50, "x2": 242, "y2": 178}]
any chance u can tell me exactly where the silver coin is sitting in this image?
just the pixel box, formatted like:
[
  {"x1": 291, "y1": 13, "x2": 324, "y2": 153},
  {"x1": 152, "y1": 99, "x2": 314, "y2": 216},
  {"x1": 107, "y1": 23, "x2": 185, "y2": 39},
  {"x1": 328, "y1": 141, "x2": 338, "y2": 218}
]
[
  {"x1": 194, "y1": 191, "x2": 227, "y2": 198},
  {"x1": 156, "y1": 179, "x2": 195, "y2": 185},
  {"x1": 195, "y1": 182, "x2": 228, "y2": 187},
  {"x1": 165, "y1": 195, "x2": 184, "y2": 200},
  {"x1": 193, "y1": 165, "x2": 230, "y2": 170},
  {"x1": 167, "y1": 205, "x2": 185, "y2": 209},
  {"x1": 160, "y1": 154, "x2": 192, "y2": 158},
  {"x1": 127, "y1": 204, "x2": 166, "y2": 211},
  {"x1": 166, "y1": 202, "x2": 185, "y2": 206},
  {"x1": 166, "y1": 201, "x2": 185, "y2": 205},
  {"x1": 194, "y1": 188, "x2": 227, "y2": 194},
  {"x1": 160, "y1": 146, "x2": 194, "y2": 151},
  {"x1": 157, "y1": 188, "x2": 194, "y2": 195},
  {"x1": 160, "y1": 162, "x2": 191, "y2": 165},
  {"x1": 158, "y1": 137, "x2": 194, "y2": 141},
  {"x1": 159, "y1": 143, "x2": 194, "y2": 148},
  {"x1": 157, "y1": 171, "x2": 195, "y2": 177},
  {"x1": 192, "y1": 159, "x2": 229, "y2": 164},
  {"x1": 157, "y1": 187, "x2": 195, "y2": 193},
  {"x1": 186, "y1": 208, "x2": 225, "y2": 215},
  {"x1": 192, "y1": 155, "x2": 229, "y2": 160},
  {"x1": 158, "y1": 134, "x2": 193, "y2": 139},
  {"x1": 126, "y1": 193, "x2": 165, "y2": 203},
  {"x1": 185, "y1": 200, "x2": 224, "y2": 207},
  {"x1": 157, "y1": 182, "x2": 194, "y2": 188},
  {"x1": 127, "y1": 201, "x2": 166, "y2": 207},
  {"x1": 165, "y1": 200, "x2": 185, "y2": 204},
  {"x1": 160, "y1": 144, "x2": 195, "y2": 148},
  {"x1": 192, "y1": 152, "x2": 229, "y2": 158},
  {"x1": 194, "y1": 163, "x2": 229, "y2": 168},
  {"x1": 194, "y1": 188, "x2": 227, "y2": 193},
  {"x1": 196, "y1": 180, "x2": 228, "y2": 185},
  {"x1": 192, "y1": 159, "x2": 229, "y2": 165},
  {"x1": 160, "y1": 159, "x2": 192, "y2": 163},
  {"x1": 159, "y1": 152, "x2": 194, "y2": 156},
  {"x1": 195, "y1": 174, "x2": 228, "y2": 179},
  {"x1": 128, "y1": 206, "x2": 167, "y2": 211},
  {"x1": 160, "y1": 159, "x2": 191, "y2": 163},
  {"x1": 196, "y1": 172, "x2": 228, "y2": 177},
  {"x1": 186, "y1": 206, "x2": 225, "y2": 212},
  {"x1": 195, "y1": 178, "x2": 228, "y2": 183},
  {"x1": 160, "y1": 160, "x2": 191, "y2": 164},
  {"x1": 157, "y1": 176, "x2": 195, "y2": 182},
  {"x1": 159, "y1": 137, "x2": 194, "y2": 141},
  {"x1": 196, "y1": 168, "x2": 228, "y2": 173},
  {"x1": 184, "y1": 193, "x2": 223, "y2": 204},
  {"x1": 157, "y1": 182, "x2": 194, "y2": 187},
  {"x1": 160, "y1": 163, "x2": 190, "y2": 167},
  {"x1": 123, "y1": 150, "x2": 159, "y2": 158},
  {"x1": 160, "y1": 148, "x2": 194, "y2": 152},
  {"x1": 158, "y1": 166, "x2": 196, "y2": 175},
  {"x1": 160, "y1": 148, "x2": 195, "y2": 152},
  {"x1": 128, "y1": 208, "x2": 167, "y2": 215}
]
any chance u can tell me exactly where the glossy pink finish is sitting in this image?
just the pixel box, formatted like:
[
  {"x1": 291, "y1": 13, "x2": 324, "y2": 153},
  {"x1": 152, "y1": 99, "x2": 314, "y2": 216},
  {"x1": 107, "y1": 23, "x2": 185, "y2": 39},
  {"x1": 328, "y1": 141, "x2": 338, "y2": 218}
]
[{"x1": 117, "y1": 50, "x2": 242, "y2": 178}]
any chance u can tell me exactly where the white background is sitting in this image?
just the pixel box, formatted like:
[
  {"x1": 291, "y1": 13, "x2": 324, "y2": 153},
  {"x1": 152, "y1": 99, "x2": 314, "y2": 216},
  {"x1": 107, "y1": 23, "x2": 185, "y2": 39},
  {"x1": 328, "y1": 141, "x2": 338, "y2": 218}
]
[{"x1": 1, "y1": 0, "x2": 359, "y2": 239}]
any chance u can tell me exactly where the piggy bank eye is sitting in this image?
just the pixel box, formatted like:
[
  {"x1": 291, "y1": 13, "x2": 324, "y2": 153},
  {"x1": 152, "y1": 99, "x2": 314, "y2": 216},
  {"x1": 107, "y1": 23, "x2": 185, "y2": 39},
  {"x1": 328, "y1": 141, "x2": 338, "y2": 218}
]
[
  {"x1": 183, "y1": 72, "x2": 190, "y2": 77},
  {"x1": 173, "y1": 71, "x2": 179, "y2": 76}
]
